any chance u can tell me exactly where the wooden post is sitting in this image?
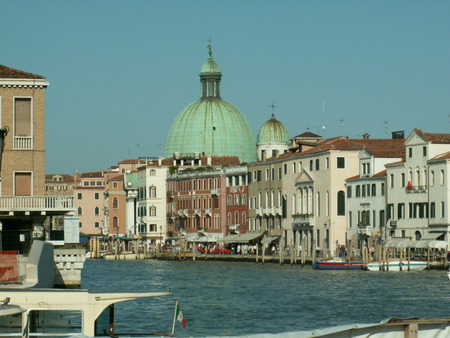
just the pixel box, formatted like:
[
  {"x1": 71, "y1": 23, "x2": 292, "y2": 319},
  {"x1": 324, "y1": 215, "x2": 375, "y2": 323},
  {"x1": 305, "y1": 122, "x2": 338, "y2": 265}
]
[
  {"x1": 279, "y1": 241, "x2": 283, "y2": 266},
  {"x1": 262, "y1": 243, "x2": 265, "y2": 265},
  {"x1": 427, "y1": 248, "x2": 431, "y2": 269},
  {"x1": 399, "y1": 247, "x2": 403, "y2": 271},
  {"x1": 256, "y1": 244, "x2": 259, "y2": 264}
]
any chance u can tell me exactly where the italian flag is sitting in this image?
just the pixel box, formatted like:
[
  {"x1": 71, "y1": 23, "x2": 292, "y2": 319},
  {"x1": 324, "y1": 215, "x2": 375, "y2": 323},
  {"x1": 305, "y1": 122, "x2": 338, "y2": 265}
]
[{"x1": 176, "y1": 303, "x2": 186, "y2": 328}]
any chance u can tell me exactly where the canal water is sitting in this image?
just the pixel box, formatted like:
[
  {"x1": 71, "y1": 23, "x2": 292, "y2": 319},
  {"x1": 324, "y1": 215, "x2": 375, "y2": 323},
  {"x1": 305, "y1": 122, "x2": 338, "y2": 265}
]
[{"x1": 81, "y1": 259, "x2": 450, "y2": 337}]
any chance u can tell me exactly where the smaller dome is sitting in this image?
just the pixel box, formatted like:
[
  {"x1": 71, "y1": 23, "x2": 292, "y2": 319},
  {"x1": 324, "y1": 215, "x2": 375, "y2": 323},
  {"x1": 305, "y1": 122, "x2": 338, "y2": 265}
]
[
  {"x1": 257, "y1": 114, "x2": 290, "y2": 144},
  {"x1": 200, "y1": 58, "x2": 221, "y2": 74}
]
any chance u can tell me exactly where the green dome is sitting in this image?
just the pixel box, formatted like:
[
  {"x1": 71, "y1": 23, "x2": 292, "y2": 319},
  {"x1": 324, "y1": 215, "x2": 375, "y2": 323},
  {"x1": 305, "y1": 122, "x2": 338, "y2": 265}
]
[
  {"x1": 257, "y1": 114, "x2": 290, "y2": 144},
  {"x1": 165, "y1": 48, "x2": 257, "y2": 163}
]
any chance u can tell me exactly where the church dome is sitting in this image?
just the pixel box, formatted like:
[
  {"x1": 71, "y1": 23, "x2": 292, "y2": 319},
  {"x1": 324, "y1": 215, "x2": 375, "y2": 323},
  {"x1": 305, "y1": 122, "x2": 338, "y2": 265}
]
[
  {"x1": 257, "y1": 114, "x2": 290, "y2": 144},
  {"x1": 165, "y1": 46, "x2": 257, "y2": 163}
]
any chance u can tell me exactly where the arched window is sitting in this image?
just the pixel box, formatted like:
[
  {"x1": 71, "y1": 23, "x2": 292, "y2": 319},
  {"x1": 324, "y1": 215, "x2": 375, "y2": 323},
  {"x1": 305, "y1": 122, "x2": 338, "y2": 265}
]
[
  {"x1": 77, "y1": 207, "x2": 82, "y2": 215},
  {"x1": 94, "y1": 207, "x2": 99, "y2": 215},
  {"x1": 113, "y1": 197, "x2": 118, "y2": 209},
  {"x1": 242, "y1": 212, "x2": 246, "y2": 226},
  {"x1": 149, "y1": 186, "x2": 156, "y2": 198},
  {"x1": 149, "y1": 170, "x2": 156, "y2": 176},
  {"x1": 234, "y1": 211, "x2": 239, "y2": 224},
  {"x1": 150, "y1": 206, "x2": 156, "y2": 216},
  {"x1": 337, "y1": 191, "x2": 345, "y2": 216},
  {"x1": 113, "y1": 216, "x2": 118, "y2": 230},
  {"x1": 227, "y1": 212, "x2": 232, "y2": 225},
  {"x1": 234, "y1": 194, "x2": 240, "y2": 206},
  {"x1": 415, "y1": 231, "x2": 422, "y2": 240}
]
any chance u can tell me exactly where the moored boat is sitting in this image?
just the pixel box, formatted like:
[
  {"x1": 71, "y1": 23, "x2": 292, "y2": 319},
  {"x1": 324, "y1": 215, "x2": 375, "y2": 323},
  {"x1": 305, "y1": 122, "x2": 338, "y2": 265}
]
[
  {"x1": 313, "y1": 258, "x2": 364, "y2": 269},
  {"x1": 366, "y1": 259, "x2": 427, "y2": 271}
]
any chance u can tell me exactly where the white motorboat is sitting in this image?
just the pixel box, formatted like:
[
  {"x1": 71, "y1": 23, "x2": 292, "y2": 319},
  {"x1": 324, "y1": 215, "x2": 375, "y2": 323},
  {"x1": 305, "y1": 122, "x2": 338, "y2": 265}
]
[
  {"x1": 0, "y1": 288, "x2": 174, "y2": 337},
  {"x1": 366, "y1": 259, "x2": 428, "y2": 271}
]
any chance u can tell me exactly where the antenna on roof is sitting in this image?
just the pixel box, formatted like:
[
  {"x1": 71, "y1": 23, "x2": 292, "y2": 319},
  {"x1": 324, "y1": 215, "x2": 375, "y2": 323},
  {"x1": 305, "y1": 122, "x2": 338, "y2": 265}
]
[
  {"x1": 321, "y1": 99, "x2": 326, "y2": 131},
  {"x1": 383, "y1": 121, "x2": 389, "y2": 136},
  {"x1": 339, "y1": 119, "x2": 345, "y2": 135}
]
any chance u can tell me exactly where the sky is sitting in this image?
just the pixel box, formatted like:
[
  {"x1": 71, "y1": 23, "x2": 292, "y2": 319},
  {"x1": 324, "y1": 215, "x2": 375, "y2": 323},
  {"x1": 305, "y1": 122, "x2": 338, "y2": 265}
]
[{"x1": 2, "y1": 0, "x2": 449, "y2": 174}]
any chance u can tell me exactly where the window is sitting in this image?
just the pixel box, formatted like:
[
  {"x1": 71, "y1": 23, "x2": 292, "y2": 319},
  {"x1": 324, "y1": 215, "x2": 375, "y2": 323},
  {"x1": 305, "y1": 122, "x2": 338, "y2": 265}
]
[
  {"x1": 390, "y1": 174, "x2": 394, "y2": 188},
  {"x1": 14, "y1": 97, "x2": 32, "y2": 140},
  {"x1": 284, "y1": 164, "x2": 287, "y2": 175},
  {"x1": 227, "y1": 212, "x2": 232, "y2": 225},
  {"x1": 113, "y1": 182, "x2": 118, "y2": 189},
  {"x1": 398, "y1": 203, "x2": 404, "y2": 219},
  {"x1": 257, "y1": 170, "x2": 262, "y2": 182},
  {"x1": 227, "y1": 195, "x2": 232, "y2": 206},
  {"x1": 150, "y1": 206, "x2": 156, "y2": 216},
  {"x1": 430, "y1": 202, "x2": 435, "y2": 218},
  {"x1": 293, "y1": 162, "x2": 296, "y2": 173},
  {"x1": 356, "y1": 185, "x2": 360, "y2": 197},
  {"x1": 95, "y1": 222, "x2": 99, "y2": 228},
  {"x1": 94, "y1": 193, "x2": 99, "y2": 200},
  {"x1": 371, "y1": 184, "x2": 376, "y2": 196},
  {"x1": 241, "y1": 194, "x2": 247, "y2": 205},
  {"x1": 441, "y1": 202, "x2": 446, "y2": 218},
  {"x1": 149, "y1": 186, "x2": 156, "y2": 198},
  {"x1": 309, "y1": 160, "x2": 313, "y2": 171},
  {"x1": 337, "y1": 157, "x2": 345, "y2": 168},
  {"x1": 326, "y1": 157, "x2": 329, "y2": 169},
  {"x1": 440, "y1": 170, "x2": 445, "y2": 185},
  {"x1": 423, "y1": 146, "x2": 427, "y2": 156},
  {"x1": 278, "y1": 167, "x2": 282, "y2": 180},
  {"x1": 315, "y1": 159, "x2": 319, "y2": 171},
  {"x1": 234, "y1": 195, "x2": 240, "y2": 206},
  {"x1": 265, "y1": 169, "x2": 269, "y2": 181},
  {"x1": 15, "y1": 172, "x2": 32, "y2": 196},
  {"x1": 112, "y1": 197, "x2": 119, "y2": 209},
  {"x1": 149, "y1": 170, "x2": 156, "y2": 176},
  {"x1": 401, "y1": 173, "x2": 405, "y2": 187},
  {"x1": 113, "y1": 216, "x2": 118, "y2": 230},
  {"x1": 337, "y1": 191, "x2": 345, "y2": 216},
  {"x1": 94, "y1": 207, "x2": 99, "y2": 215},
  {"x1": 242, "y1": 212, "x2": 246, "y2": 226},
  {"x1": 347, "y1": 185, "x2": 352, "y2": 198},
  {"x1": 77, "y1": 207, "x2": 82, "y2": 215},
  {"x1": 408, "y1": 147, "x2": 412, "y2": 157}
]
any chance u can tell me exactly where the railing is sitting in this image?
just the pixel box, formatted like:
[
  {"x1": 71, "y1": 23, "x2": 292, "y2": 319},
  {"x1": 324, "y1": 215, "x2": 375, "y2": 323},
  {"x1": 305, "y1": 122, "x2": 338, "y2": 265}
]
[
  {"x1": 263, "y1": 207, "x2": 274, "y2": 215},
  {"x1": 273, "y1": 207, "x2": 282, "y2": 215},
  {"x1": 204, "y1": 208, "x2": 211, "y2": 216},
  {"x1": 256, "y1": 208, "x2": 263, "y2": 216},
  {"x1": 14, "y1": 136, "x2": 33, "y2": 150},
  {"x1": 194, "y1": 209, "x2": 201, "y2": 216},
  {"x1": 292, "y1": 214, "x2": 314, "y2": 225},
  {"x1": 405, "y1": 185, "x2": 427, "y2": 194},
  {"x1": 211, "y1": 189, "x2": 219, "y2": 196},
  {"x1": 0, "y1": 196, "x2": 74, "y2": 211}
]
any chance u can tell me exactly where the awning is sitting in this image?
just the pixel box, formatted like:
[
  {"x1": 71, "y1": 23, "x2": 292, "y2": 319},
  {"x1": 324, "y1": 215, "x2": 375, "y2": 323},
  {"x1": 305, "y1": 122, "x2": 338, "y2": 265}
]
[
  {"x1": 397, "y1": 239, "x2": 417, "y2": 248},
  {"x1": 219, "y1": 232, "x2": 264, "y2": 244},
  {"x1": 261, "y1": 236, "x2": 280, "y2": 244},
  {"x1": 427, "y1": 240, "x2": 448, "y2": 250},
  {"x1": 0, "y1": 305, "x2": 25, "y2": 316},
  {"x1": 384, "y1": 238, "x2": 405, "y2": 248}
]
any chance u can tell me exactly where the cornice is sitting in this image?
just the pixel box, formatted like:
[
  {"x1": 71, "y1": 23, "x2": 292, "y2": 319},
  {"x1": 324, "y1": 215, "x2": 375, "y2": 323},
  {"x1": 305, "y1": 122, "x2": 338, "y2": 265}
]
[{"x1": 0, "y1": 79, "x2": 49, "y2": 88}]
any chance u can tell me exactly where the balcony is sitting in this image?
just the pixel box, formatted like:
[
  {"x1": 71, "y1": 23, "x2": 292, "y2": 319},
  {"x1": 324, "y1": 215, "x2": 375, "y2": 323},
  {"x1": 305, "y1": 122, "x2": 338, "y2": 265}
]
[
  {"x1": 166, "y1": 191, "x2": 174, "y2": 198},
  {"x1": 194, "y1": 209, "x2": 201, "y2": 216},
  {"x1": 0, "y1": 196, "x2": 74, "y2": 215},
  {"x1": 405, "y1": 185, "x2": 427, "y2": 194},
  {"x1": 14, "y1": 136, "x2": 33, "y2": 150},
  {"x1": 263, "y1": 207, "x2": 274, "y2": 216},
  {"x1": 273, "y1": 207, "x2": 282, "y2": 216},
  {"x1": 292, "y1": 214, "x2": 314, "y2": 225},
  {"x1": 255, "y1": 208, "x2": 263, "y2": 216},
  {"x1": 211, "y1": 189, "x2": 219, "y2": 196},
  {"x1": 204, "y1": 208, "x2": 211, "y2": 216}
]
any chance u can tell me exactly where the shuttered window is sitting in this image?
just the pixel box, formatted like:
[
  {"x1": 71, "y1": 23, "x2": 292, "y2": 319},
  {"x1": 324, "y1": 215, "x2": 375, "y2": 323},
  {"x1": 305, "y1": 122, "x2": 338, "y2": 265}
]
[
  {"x1": 14, "y1": 98, "x2": 32, "y2": 136},
  {"x1": 15, "y1": 172, "x2": 32, "y2": 196}
]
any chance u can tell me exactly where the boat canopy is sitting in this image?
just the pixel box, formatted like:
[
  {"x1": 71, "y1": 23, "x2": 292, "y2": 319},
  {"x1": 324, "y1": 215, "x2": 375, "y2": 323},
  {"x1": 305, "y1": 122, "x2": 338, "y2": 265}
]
[
  {"x1": 384, "y1": 238, "x2": 448, "y2": 250},
  {"x1": 261, "y1": 236, "x2": 280, "y2": 244}
]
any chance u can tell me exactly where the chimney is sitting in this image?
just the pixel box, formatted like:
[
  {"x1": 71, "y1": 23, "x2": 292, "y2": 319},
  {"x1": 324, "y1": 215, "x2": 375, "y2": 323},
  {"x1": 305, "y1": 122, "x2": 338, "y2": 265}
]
[
  {"x1": 207, "y1": 155, "x2": 212, "y2": 166},
  {"x1": 158, "y1": 157, "x2": 162, "y2": 166},
  {"x1": 362, "y1": 133, "x2": 370, "y2": 139}
]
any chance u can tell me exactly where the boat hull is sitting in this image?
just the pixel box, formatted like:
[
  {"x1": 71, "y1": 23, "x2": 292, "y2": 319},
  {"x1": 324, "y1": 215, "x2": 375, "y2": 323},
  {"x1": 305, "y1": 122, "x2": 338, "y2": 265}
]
[
  {"x1": 313, "y1": 260, "x2": 364, "y2": 270},
  {"x1": 366, "y1": 260, "x2": 427, "y2": 271}
]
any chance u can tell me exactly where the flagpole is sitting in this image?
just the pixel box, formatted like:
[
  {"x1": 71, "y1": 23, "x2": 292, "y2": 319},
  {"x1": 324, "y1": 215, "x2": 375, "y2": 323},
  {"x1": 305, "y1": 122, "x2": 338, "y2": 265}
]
[{"x1": 171, "y1": 300, "x2": 178, "y2": 336}]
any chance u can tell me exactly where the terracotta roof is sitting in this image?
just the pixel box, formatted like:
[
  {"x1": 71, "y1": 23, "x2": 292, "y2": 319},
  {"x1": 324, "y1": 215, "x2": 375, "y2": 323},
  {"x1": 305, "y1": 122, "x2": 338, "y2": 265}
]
[
  {"x1": 295, "y1": 137, "x2": 405, "y2": 157},
  {"x1": 0, "y1": 65, "x2": 45, "y2": 79},
  {"x1": 429, "y1": 151, "x2": 450, "y2": 162},
  {"x1": 118, "y1": 158, "x2": 148, "y2": 165},
  {"x1": 346, "y1": 169, "x2": 387, "y2": 182},
  {"x1": 80, "y1": 171, "x2": 106, "y2": 178},
  {"x1": 293, "y1": 131, "x2": 322, "y2": 138},
  {"x1": 415, "y1": 129, "x2": 450, "y2": 144}
]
